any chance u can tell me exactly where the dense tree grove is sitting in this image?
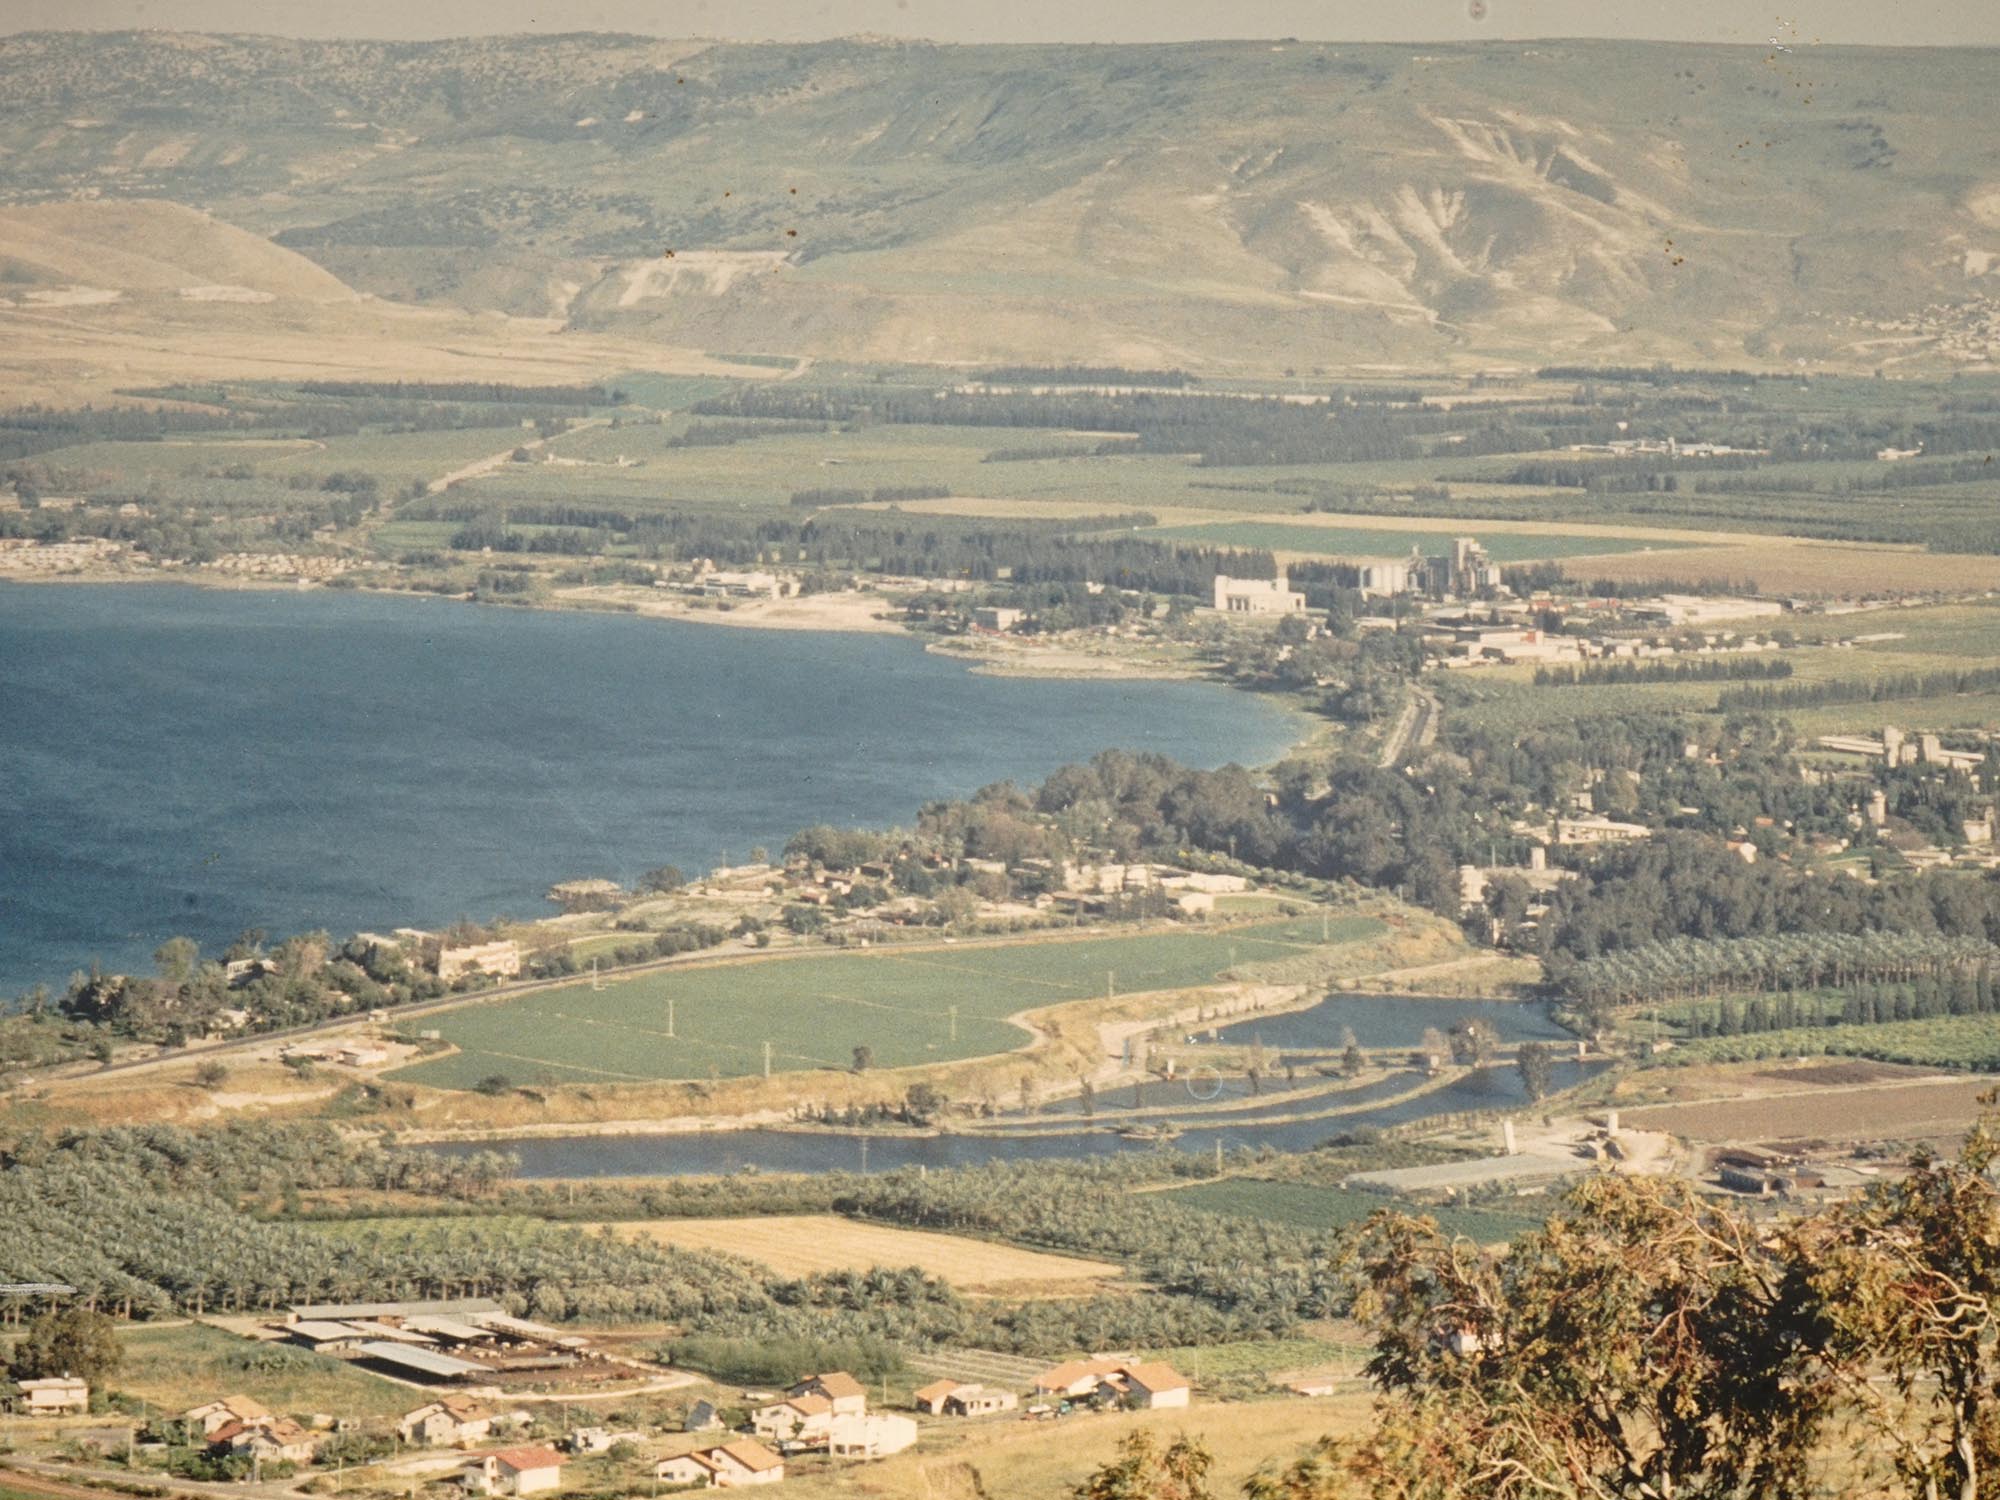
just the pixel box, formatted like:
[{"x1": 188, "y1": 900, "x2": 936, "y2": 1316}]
[
  {"x1": 400, "y1": 501, "x2": 1260, "y2": 597},
  {"x1": 1561, "y1": 932, "x2": 2000, "y2": 1010},
  {"x1": 1534, "y1": 836, "x2": 2000, "y2": 966},
  {"x1": 294, "y1": 380, "x2": 617, "y2": 407},
  {"x1": 688, "y1": 384, "x2": 1628, "y2": 467},
  {"x1": 1306, "y1": 1117, "x2": 2000, "y2": 1500},
  {"x1": 1717, "y1": 664, "x2": 2000, "y2": 712},
  {"x1": 0, "y1": 1126, "x2": 1327, "y2": 1353},
  {"x1": 1530, "y1": 657, "x2": 1793, "y2": 688}
]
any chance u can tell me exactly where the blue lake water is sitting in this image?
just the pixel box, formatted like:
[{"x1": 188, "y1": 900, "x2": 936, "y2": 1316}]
[
  {"x1": 421, "y1": 1061, "x2": 1602, "y2": 1178},
  {"x1": 1211, "y1": 994, "x2": 1570, "y2": 1051},
  {"x1": 0, "y1": 583, "x2": 1299, "y2": 997}
]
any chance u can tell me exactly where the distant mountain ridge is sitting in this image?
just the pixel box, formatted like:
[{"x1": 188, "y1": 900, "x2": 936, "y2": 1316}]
[{"x1": 2, "y1": 30, "x2": 1996, "y2": 371}]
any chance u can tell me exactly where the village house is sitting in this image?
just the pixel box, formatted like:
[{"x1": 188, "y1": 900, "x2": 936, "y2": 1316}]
[
  {"x1": 914, "y1": 1381, "x2": 1019, "y2": 1418},
  {"x1": 1032, "y1": 1358, "x2": 1122, "y2": 1400},
  {"x1": 827, "y1": 1412, "x2": 918, "y2": 1458},
  {"x1": 1096, "y1": 1362, "x2": 1190, "y2": 1410},
  {"x1": 437, "y1": 939, "x2": 523, "y2": 984},
  {"x1": 945, "y1": 1386, "x2": 1018, "y2": 1417},
  {"x1": 750, "y1": 1393, "x2": 832, "y2": 1444},
  {"x1": 462, "y1": 1445, "x2": 566, "y2": 1496},
  {"x1": 213, "y1": 1416, "x2": 320, "y2": 1465},
  {"x1": 182, "y1": 1395, "x2": 272, "y2": 1438},
  {"x1": 11, "y1": 1376, "x2": 89, "y2": 1414},
  {"x1": 683, "y1": 1400, "x2": 725, "y2": 1433},
  {"x1": 788, "y1": 1372, "x2": 867, "y2": 1417},
  {"x1": 398, "y1": 1396, "x2": 517, "y2": 1447},
  {"x1": 910, "y1": 1379, "x2": 965, "y2": 1415},
  {"x1": 1031, "y1": 1358, "x2": 1190, "y2": 1409},
  {"x1": 655, "y1": 1439, "x2": 785, "y2": 1489}
]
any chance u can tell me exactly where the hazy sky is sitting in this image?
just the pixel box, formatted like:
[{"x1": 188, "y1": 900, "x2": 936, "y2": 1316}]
[{"x1": 5, "y1": 0, "x2": 1999, "y2": 46}]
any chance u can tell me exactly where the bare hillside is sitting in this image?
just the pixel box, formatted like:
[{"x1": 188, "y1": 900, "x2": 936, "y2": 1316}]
[{"x1": 1, "y1": 32, "x2": 1996, "y2": 370}]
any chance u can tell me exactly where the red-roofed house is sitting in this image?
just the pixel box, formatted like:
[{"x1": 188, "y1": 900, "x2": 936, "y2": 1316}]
[
  {"x1": 751, "y1": 1392, "x2": 831, "y2": 1443},
  {"x1": 1102, "y1": 1362, "x2": 1190, "y2": 1410},
  {"x1": 215, "y1": 1417, "x2": 321, "y2": 1464},
  {"x1": 789, "y1": 1372, "x2": 866, "y2": 1417},
  {"x1": 182, "y1": 1396, "x2": 272, "y2": 1438},
  {"x1": 1034, "y1": 1358, "x2": 1190, "y2": 1409},
  {"x1": 1031, "y1": 1358, "x2": 1124, "y2": 1400},
  {"x1": 911, "y1": 1379, "x2": 965, "y2": 1415},
  {"x1": 656, "y1": 1440, "x2": 785, "y2": 1489},
  {"x1": 400, "y1": 1396, "x2": 514, "y2": 1447},
  {"x1": 463, "y1": 1445, "x2": 565, "y2": 1496}
]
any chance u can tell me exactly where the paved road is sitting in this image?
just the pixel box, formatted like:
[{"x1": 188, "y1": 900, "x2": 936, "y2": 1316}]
[
  {"x1": 1376, "y1": 684, "x2": 1439, "y2": 768},
  {"x1": 425, "y1": 416, "x2": 608, "y2": 494}
]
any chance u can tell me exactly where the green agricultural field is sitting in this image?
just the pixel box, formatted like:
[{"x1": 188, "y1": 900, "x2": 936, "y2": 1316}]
[
  {"x1": 387, "y1": 918, "x2": 1385, "y2": 1090},
  {"x1": 1146, "y1": 521, "x2": 1671, "y2": 563},
  {"x1": 1159, "y1": 1176, "x2": 1551, "y2": 1244}
]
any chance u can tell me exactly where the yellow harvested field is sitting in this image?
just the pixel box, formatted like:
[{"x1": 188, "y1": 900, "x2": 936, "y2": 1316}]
[
  {"x1": 1560, "y1": 542, "x2": 2000, "y2": 595},
  {"x1": 601, "y1": 1215, "x2": 1124, "y2": 1293}
]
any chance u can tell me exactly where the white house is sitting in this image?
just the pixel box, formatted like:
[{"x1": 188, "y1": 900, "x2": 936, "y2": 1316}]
[
  {"x1": 911, "y1": 1379, "x2": 963, "y2": 1415},
  {"x1": 182, "y1": 1396, "x2": 271, "y2": 1437},
  {"x1": 14, "y1": 1376, "x2": 88, "y2": 1414},
  {"x1": 912, "y1": 1380, "x2": 1018, "y2": 1418},
  {"x1": 463, "y1": 1446, "x2": 565, "y2": 1497},
  {"x1": 1032, "y1": 1358, "x2": 1190, "y2": 1409},
  {"x1": 828, "y1": 1412, "x2": 917, "y2": 1458},
  {"x1": 788, "y1": 1372, "x2": 867, "y2": 1418},
  {"x1": 214, "y1": 1417, "x2": 320, "y2": 1464},
  {"x1": 944, "y1": 1387, "x2": 1017, "y2": 1418},
  {"x1": 438, "y1": 940, "x2": 523, "y2": 984},
  {"x1": 751, "y1": 1393, "x2": 832, "y2": 1443},
  {"x1": 656, "y1": 1440, "x2": 785, "y2": 1489},
  {"x1": 1111, "y1": 1362, "x2": 1191, "y2": 1410},
  {"x1": 1031, "y1": 1358, "x2": 1126, "y2": 1400},
  {"x1": 399, "y1": 1397, "x2": 511, "y2": 1448}
]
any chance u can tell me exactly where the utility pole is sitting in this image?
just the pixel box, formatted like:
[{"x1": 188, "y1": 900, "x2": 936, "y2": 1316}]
[
  {"x1": 666, "y1": 996, "x2": 675, "y2": 1037},
  {"x1": 859, "y1": 1137, "x2": 869, "y2": 1173},
  {"x1": 763, "y1": 1040, "x2": 772, "y2": 1078},
  {"x1": 1107, "y1": 970, "x2": 1115, "y2": 1000}
]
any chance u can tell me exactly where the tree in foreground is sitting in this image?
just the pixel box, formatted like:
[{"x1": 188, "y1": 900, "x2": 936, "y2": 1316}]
[
  {"x1": 1801, "y1": 1107, "x2": 2000, "y2": 1500},
  {"x1": 1075, "y1": 1430, "x2": 1215, "y2": 1500},
  {"x1": 1347, "y1": 1172, "x2": 1830, "y2": 1500}
]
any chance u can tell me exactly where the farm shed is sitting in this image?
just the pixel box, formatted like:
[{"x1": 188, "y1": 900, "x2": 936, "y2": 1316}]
[{"x1": 356, "y1": 1341, "x2": 488, "y2": 1384}]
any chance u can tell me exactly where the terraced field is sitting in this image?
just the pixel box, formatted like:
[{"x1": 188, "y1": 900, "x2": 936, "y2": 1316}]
[{"x1": 387, "y1": 916, "x2": 1386, "y2": 1090}]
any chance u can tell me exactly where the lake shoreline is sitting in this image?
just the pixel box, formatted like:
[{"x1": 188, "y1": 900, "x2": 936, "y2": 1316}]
[{"x1": 0, "y1": 579, "x2": 1309, "y2": 1000}]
